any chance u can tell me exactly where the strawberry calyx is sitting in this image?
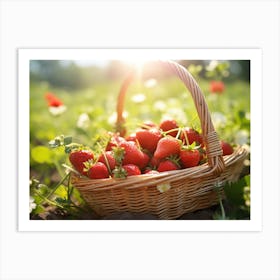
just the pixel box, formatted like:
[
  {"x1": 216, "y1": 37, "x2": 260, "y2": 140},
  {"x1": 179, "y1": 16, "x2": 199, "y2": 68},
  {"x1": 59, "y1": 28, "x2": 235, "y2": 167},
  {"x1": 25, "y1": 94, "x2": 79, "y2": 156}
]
[
  {"x1": 82, "y1": 159, "x2": 95, "y2": 173},
  {"x1": 181, "y1": 142, "x2": 201, "y2": 151},
  {"x1": 112, "y1": 146, "x2": 125, "y2": 166},
  {"x1": 112, "y1": 166, "x2": 127, "y2": 178},
  {"x1": 165, "y1": 155, "x2": 181, "y2": 168}
]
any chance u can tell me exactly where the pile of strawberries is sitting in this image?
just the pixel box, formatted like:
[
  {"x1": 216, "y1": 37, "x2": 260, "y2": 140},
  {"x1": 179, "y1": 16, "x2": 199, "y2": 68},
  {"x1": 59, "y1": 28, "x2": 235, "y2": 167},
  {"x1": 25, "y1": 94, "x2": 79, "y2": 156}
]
[{"x1": 69, "y1": 119, "x2": 234, "y2": 179}]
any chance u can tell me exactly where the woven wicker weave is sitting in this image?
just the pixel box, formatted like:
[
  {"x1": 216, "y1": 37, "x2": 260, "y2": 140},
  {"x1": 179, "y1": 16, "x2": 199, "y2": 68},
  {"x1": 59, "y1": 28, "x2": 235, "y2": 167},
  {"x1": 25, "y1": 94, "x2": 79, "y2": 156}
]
[{"x1": 70, "y1": 60, "x2": 248, "y2": 219}]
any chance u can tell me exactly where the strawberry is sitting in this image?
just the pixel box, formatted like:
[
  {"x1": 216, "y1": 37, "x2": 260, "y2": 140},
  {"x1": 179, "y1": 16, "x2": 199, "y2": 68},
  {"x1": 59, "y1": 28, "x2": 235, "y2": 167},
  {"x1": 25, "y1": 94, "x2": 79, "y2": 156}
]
[
  {"x1": 149, "y1": 155, "x2": 161, "y2": 169},
  {"x1": 69, "y1": 150, "x2": 94, "y2": 175},
  {"x1": 106, "y1": 134, "x2": 125, "y2": 151},
  {"x1": 112, "y1": 164, "x2": 141, "y2": 177},
  {"x1": 221, "y1": 141, "x2": 234, "y2": 155},
  {"x1": 122, "y1": 164, "x2": 141, "y2": 176},
  {"x1": 98, "y1": 151, "x2": 116, "y2": 172},
  {"x1": 140, "y1": 121, "x2": 157, "y2": 129},
  {"x1": 180, "y1": 127, "x2": 203, "y2": 146},
  {"x1": 180, "y1": 148, "x2": 200, "y2": 168},
  {"x1": 159, "y1": 119, "x2": 179, "y2": 137},
  {"x1": 87, "y1": 162, "x2": 109, "y2": 179},
  {"x1": 154, "y1": 136, "x2": 181, "y2": 159},
  {"x1": 138, "y1": 151, "x2": 150, "y2": 170},
  {"x1": 136, "y1": 128, "x2": 162, "y2": 153},
  {"x1": 125, "y1": 133, "x2": 137, "y2": 142},
  {"x1": 157, "y1": 160, "x2": 180, "y2": 172},
  {"x1": 209, "y1": 81, "x2": 225, "y2": 94},
  {"x1": 120, "y1": 141, "x2": 145, "y2": 167}
]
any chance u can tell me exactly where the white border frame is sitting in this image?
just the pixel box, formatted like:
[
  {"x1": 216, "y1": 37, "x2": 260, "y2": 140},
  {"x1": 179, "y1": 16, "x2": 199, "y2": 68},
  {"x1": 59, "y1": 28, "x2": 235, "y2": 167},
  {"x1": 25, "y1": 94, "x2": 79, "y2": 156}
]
[{"x1": 18, "y1": 48, "x2": 262, "y2": 232}]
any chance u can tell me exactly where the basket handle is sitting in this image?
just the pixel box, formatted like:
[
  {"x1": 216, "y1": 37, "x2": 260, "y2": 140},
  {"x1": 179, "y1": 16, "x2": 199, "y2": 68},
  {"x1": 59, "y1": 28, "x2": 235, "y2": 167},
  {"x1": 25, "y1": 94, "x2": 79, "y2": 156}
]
[{"x1": 116, "y1": 60, "x2": 225, "y2": 175}]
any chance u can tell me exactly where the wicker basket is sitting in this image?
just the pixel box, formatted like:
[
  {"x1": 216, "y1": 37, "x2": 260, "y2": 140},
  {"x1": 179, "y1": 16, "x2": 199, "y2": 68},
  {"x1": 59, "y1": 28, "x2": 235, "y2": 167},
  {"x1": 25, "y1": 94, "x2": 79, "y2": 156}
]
[{"x1": 70, "y1": 60, "x2": 248, "y2": 219}]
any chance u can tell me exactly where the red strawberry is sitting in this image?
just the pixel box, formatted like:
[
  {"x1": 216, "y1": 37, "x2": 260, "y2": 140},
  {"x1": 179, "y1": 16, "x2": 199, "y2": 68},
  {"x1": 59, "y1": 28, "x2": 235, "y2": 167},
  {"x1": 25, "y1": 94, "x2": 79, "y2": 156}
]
[
  {"x1": 141, "y1": 121, "x2": 157, "y2": 129},
  {"x1": 157, "y1": 160, "x2": 180, "y2": 172},
  {"x1": 221, "y1": 141, "x2": 233, "y2": 155},
  {"x1": 87, "y1": 162, "x2": 109, "y2": 179},
  {"x1": 125, "y1": 133, "x2": 137, "y2": 142},
  {"x1": 138, "y1": 151, "x2": 150, "y2": 170},
  {"x1": 136, "y1": 128, "x2": 162, "y2": 153},
  {"x1": 69, "y1": 150, "x2": 94, "y2": 175},
  {"x1": 106, "y1": 134, "x2": 125, "y2": 151},
  {"x1": 120, "y1": 141, "x2": 145, "y2": 167},
  {"x1": 122, "y1": 164, "x2": 141, "y2": 176},
  {"x1": 180, "y1": 127, "x2": 203, "y2": 146},
  {"x1": 209, "y1": 81, "x2": 225, "y2": 94},
  {"x1": 149, "y1": 155, "x2": 161, "y2": 169},
  {"x1": 154, "y1": 137, "x2": 181, "y2": 159},
  {"x1": 180, "y1": 149, "x2": 200, "y2": 168},
  {"x1": 98, "y1": 151, "x2": 116, "y2": 172},
  {"x1": 159, "y1": 119, "x2": 179, "y2": 137}
]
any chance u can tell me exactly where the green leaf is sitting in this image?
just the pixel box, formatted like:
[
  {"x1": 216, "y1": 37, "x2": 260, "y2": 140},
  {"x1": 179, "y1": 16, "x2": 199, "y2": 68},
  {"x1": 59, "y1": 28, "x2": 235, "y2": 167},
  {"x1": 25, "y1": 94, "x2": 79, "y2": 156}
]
[
  {"x1": 224, "y1": 177, "x2": 248, "y2": 206},
  {"x1": 32, "y1": 204, "x2": 45, "y2": 215},
  {"x1": 64, "y1": 136, "x2": 72, "y2": 145},
  {"x1": 37, "y1": 184, "x2": 49, "y2": 196},
  {"x1": 245, "y1": 175, "x2": 250, "y2": 186},
  {"x1": 53, "y1": 185, "x2": 68, "y2": 199},
  {"x1": 31, "y1": 146, "x2": 53, "y2": 164}
]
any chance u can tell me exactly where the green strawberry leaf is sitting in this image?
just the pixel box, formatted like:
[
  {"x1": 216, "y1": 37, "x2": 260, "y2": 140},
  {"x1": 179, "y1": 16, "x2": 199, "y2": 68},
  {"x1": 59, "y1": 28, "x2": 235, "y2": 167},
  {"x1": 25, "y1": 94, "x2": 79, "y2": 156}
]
[{"x1": 64, "y1": 136, "x2": 72, "y2": 145}]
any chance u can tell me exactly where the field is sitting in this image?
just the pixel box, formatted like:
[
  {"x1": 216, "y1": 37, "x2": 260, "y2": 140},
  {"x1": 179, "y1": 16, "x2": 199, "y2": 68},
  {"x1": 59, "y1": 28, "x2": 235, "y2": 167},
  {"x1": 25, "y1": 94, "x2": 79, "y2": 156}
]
[{"x1": 29, "y1": 60, "x2": 250, "y2": 220}]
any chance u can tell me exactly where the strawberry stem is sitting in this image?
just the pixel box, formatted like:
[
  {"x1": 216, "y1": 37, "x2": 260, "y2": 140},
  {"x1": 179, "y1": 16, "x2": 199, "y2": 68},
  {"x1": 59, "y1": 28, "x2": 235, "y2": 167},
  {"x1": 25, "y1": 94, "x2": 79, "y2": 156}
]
[
  {"x1": 162, "y1": 127, "x2": 180, "y2": 137},
  {"x1": 182, "y1": 129, "x2": 189, "y2": 146},
  {"x1": 175, "y1": 127, "x2": 182, "y2": 139},
  {"x1": 102, "y1": 151, "x2": 112, "y2": 174},
  {"x1": 214, "y1": 182, "x2": 226, "y2": 219}
]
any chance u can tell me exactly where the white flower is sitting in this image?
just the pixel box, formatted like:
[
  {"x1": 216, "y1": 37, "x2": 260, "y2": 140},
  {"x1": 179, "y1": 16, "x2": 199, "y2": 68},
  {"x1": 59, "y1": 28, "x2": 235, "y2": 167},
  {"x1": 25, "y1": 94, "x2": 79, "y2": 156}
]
[
  {"x1": 234, "y1": 130, "x2": 249, "y2": 145},
  {"x1": 206, "y1": 60, "x2": 219, "y2": 71},
  {"x1": 212, "y1": 112, "x2": 227, "y2": 128},
  {"x1": 131, "y1": 93, "x2": 146, "y2": 103},
  {"x1": 157, "y1": 183, "x2": 171, "y2": 193},
  {"x1": 144, "y1": 78, "x2": 157, "y2": 88},
  {"x1": 49, "y1": 105, "x2": 67, "y2": 116},
  {"x1": 153, "y1": 100, "x2": 167, "y2": 111},
  {"x1": 77, "y1": 113, "x2": 90, "y2": 129},
  {"x1": 29, "y1": 196, "x2": 36, "y2": 213}
]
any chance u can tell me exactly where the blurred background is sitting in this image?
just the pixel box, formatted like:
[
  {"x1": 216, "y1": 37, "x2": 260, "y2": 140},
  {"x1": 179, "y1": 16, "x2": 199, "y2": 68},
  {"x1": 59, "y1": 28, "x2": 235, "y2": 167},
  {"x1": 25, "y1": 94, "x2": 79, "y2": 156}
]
[{"x1": 30, "y1": 59, "x2": 250, "y2": 90}]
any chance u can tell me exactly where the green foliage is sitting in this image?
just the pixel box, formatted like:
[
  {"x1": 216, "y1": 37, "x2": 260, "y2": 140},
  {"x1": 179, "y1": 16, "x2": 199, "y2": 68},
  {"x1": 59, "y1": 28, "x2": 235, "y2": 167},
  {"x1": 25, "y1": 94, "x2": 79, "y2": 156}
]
[
  {"x1": 205, "y1": 61, "x2": 230, "y2": 79},
  {"x1": 223, "y1": 175, "x2": 251, "y2": 219},
  {"x1": 31, "y1": 146, "x2": 53, "y2": 164}
]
